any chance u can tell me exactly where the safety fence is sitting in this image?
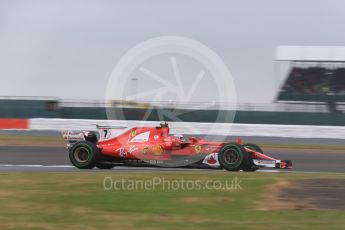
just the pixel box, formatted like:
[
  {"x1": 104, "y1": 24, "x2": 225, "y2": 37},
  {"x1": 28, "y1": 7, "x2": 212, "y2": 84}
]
[{"x1": 1, "y1": 118, "x2": 345, "y2": 139}]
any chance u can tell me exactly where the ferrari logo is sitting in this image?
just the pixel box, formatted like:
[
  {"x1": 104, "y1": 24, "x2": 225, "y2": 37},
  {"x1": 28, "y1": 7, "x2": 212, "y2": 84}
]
[
  {"x1": 130, "y1": 130, "x2": 137, "y2": 137},
  {"x1": 195, "y1": 145, "x2": 202, "y2": 153}
]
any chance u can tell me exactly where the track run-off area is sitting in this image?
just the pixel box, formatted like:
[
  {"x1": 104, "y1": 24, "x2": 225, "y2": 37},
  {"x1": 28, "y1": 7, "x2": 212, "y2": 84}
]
[{"x1": 0, "y1": 145, "x2": 344, "y2": 173}]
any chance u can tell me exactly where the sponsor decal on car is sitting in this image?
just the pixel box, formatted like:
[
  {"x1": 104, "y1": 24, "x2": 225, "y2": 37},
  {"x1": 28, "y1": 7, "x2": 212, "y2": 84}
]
[
  {"x1": 62, "y1": 131, "x2": 85, "y2": 141},
  {"x1": 130, "y1": 131, "x2": 150, "y2": 142},
  {"x1": 253, "y1": 159, "x2": 276, "y2": 167},
  {"x1": 148, "y1": 160, "x2": 164, "y2": 165},
  {"x1": 117, "y1": 147, "x2": 128, "y2": 157},
  {"x1": 207, "y1": 156, "x2": 217, "y2": 164},
  {"x1": 142, "y1": 146, "x2": 149, "y2": 155},
  {"x1": 128, "y1": 145, "x2": 138, "y2": 154},
  {"x1": 117, "y1": 145, "x2": 139, "y2": 157},
  {"x1": 152, "y1": 144, "x2": 164, "y2": 155},
  {"x1": 141, "y1": 145, "x2": 163, "y2": 155},
  {"x1": 202, "y1": 153, "x2": 220, "y2": 167},
  {"x1": 195, "y1": 145, "x2": 202, "y2": 153}
]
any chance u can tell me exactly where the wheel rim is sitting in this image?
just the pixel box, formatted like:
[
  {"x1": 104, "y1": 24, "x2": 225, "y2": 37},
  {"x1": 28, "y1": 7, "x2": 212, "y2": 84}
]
[
  {"x1": 222, "y1": 148, "x2": 240, "y2": 165},
  {"x1": 74, "y1": 147, "x2": 90, "y2": 163}
]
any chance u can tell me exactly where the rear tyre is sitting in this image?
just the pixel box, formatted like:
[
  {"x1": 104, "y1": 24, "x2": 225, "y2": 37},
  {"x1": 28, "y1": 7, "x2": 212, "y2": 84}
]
[
  {"x1": 96, "y1": 163, "x2": 115, "y2": 169},
  {"x1": 218, "y1": 143, "x2": 248, "y2": 171},
  {"x1": 242, "y1": 143, "x2": 262, "y2": 172},
  {"x1": 69, "y1": 141, "x2": 99, "y2": 169}
]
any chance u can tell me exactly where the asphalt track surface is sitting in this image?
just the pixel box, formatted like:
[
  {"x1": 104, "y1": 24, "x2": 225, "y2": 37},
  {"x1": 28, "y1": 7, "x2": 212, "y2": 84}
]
[
  {"x1": 0, "y1": 146, "x2": 344, "y2": 173},
  {"x1": 0, "y1": 130, "x2": 344, "y2": 173}
]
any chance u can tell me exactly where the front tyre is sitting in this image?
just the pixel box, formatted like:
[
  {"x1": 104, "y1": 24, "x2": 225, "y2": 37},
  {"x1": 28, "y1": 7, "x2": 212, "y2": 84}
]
[
  {"x1": 69, "y1": 141, "x2": 99, "y2": 169},
  {"x1": 242, "y1": 143, "x2": 262, "y2": 172},
  {"x1": 218, "y1": 143, "x2": 248, "y2": 171}
]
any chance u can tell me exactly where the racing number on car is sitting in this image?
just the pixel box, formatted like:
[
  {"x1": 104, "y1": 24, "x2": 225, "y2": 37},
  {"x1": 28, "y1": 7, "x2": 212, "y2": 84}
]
[{"x1": 102, "y1": 129, "x2": 111, "y2": 139}]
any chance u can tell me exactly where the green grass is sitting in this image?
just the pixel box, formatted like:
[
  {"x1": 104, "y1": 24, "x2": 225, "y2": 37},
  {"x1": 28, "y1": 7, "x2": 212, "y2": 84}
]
[
  {"x1": 0, "y1": 172, "x2": 344, "y2": 229},
  {"x1": 0, "y1": 134, "x2": 64, "y2": 147},
  {"x1": 0, "y1": 135, "x2": 62, "y2": 141}
]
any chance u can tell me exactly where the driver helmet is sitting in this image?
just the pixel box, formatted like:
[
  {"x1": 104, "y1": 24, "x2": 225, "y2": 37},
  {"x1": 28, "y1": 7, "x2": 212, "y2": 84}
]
[
  {"x1": 173, "y1": 134, "x2": 184, "y2": 141},
  {"x1": 160, "y1": 121, "x2": 169, "y2": 128}
]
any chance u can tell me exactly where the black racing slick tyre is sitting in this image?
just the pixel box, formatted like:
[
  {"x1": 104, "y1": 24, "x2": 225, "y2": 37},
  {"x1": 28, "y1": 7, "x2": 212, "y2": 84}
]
[
  {"x1": 69, "y1": 141, "x2": 99, "y2": 169},
  {"x1": 218, "y1": 143, "x2": 248, "y2": 171},
  {"x1": 242, "y1": 143, "x2": 262, "y2": 172},
  {"x1": 96, "y1": 163, "x2": 115, "y2": 170}
]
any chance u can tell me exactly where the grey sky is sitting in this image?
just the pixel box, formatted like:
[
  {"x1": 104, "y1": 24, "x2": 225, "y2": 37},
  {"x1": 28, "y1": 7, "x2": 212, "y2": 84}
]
[{"x1": 1, "y1": 0, "x2": 345, "y2": 103}]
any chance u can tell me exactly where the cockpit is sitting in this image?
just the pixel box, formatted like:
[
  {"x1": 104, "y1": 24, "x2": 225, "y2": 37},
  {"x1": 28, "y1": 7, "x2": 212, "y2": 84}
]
[{"x1": 173, "y1": 134, "x2": 189, "y2": 143}]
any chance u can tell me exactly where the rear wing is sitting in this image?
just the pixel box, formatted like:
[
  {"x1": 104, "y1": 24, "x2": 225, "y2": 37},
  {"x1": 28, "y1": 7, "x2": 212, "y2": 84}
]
[
  {"x1": 95, "y1": 125, "x2": 128, "y2": 129},
  {"x1": 62, "y1": 125, "x2": 130, "y2": 149},
  {"x1": 62, "y1": 130, "x2": 86, "y2": 149}
]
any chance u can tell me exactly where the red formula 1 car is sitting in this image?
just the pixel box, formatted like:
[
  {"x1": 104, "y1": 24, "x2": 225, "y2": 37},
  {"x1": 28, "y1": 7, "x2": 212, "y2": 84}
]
[{"x1": 62, "y1": 122, "x2": 292, "y2": 171}]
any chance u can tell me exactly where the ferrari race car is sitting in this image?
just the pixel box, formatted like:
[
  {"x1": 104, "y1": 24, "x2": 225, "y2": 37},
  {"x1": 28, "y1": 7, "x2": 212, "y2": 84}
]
[{"x1": 62, "y1": 122, "x2": 292, "y2": 171}]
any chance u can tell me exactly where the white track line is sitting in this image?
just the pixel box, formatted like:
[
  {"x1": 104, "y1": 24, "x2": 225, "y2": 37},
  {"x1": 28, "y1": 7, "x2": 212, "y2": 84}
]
[
  {"x1": 0, "y1": 164, "x2": 284, "y2": 172},
  {"x1": 258, "y1": 169, "x2": 284, "y2": 173}
]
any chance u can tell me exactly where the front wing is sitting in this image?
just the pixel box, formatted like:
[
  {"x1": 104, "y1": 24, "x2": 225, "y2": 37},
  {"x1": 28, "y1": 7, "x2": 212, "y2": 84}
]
[{"x1": 201, "y1": 152, "x2": 292, "y2": 169}]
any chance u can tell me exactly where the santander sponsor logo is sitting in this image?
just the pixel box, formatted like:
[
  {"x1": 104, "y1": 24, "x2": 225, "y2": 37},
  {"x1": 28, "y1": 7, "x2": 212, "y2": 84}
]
[
  {"x1": 63, "y1": 131, "x2": 85, "y2": 140},
  {"x1": 203, "y1": 153, "x2": 219, "y2": 166},
  {"x1": 207, "y1": 156, "x2": 217, "y2": 164}
]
